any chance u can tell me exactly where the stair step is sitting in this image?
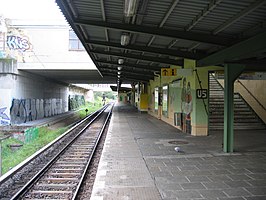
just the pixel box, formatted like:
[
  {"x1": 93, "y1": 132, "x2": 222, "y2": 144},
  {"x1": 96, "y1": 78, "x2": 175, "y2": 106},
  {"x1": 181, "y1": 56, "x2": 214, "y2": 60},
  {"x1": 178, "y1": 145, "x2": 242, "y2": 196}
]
[
  {"x1": 209, "y1": 101, "x2": 244, "y2": 104},
  {"x1": 209, "y1": 126, "x2": 266, "y2": 130},
  {"x1": 209, "y1": 115, "x2": 257, "y2": 119},
  {"x1": 208, "y1": 74, "x2": 266, "y2": 130},
  {"x1": 209, "y1": 119, "x2": 260, "y2": 123},
  {"x1": 210, "y1": 106, "x2": 250, "y2": 109},
  {"x1": 210, "y1": 111, "x2": 253, "y2": 115}
]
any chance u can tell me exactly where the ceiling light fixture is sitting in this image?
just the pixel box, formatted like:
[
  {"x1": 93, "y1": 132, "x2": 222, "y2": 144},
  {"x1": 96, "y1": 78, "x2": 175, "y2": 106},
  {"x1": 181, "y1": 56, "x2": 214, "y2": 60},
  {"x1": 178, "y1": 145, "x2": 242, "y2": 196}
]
[
  {"x1": 124, "y1": 0, "x2": 137, "y2": 17},
  {"x1": 117, "y1": 66, "x2": 122, "y2": 70},
  {"x1": 118, "y1": 58, "x2": 124, "y2": 65},
  {"x1": 118, "y1": 71, "x2": 121, "y2": 75},
  {"x1": 121, "y1": 33, "x2": 130, "y2": 46}
]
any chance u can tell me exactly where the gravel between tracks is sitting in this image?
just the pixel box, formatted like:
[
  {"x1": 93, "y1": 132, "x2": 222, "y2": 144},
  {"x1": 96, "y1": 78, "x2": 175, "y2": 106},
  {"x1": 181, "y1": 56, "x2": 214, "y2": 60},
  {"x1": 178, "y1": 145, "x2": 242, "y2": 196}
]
[{"x1": 76, "y1": 118, "x2": 110, "y2": 200}]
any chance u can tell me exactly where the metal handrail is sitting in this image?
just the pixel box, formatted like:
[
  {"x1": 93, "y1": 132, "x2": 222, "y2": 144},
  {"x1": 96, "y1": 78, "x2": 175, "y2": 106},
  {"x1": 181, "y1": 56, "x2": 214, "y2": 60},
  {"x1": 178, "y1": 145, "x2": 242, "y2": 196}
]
[{"x1": 237, "y1": 80, "x2": 266, "y2": 111}]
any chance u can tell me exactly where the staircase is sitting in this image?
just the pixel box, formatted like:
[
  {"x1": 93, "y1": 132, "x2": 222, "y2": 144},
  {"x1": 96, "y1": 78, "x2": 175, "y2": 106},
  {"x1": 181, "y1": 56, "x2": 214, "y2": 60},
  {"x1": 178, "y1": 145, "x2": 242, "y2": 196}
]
[{"x1": 209, "y1": 74, "x2": 266, "y2": 130}]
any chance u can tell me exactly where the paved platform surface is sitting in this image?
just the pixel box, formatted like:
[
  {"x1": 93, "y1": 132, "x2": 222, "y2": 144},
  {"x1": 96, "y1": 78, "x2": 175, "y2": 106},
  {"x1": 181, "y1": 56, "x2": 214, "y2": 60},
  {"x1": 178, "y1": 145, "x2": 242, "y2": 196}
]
[{"x1": 90, "y1": 103, "x2": 266, "y2": 200}]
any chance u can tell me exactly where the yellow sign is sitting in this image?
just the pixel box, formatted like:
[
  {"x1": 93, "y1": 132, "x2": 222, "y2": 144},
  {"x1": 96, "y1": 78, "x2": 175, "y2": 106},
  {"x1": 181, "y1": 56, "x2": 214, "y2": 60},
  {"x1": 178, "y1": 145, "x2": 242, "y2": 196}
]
[{"x1": 161, "y1": 68, "x2": 177, "y2": 76}]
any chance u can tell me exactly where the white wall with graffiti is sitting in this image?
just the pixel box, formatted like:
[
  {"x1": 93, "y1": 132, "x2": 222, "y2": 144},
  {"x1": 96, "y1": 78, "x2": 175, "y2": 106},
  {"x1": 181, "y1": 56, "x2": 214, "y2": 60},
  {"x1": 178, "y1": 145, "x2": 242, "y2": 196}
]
[
  {"x1": 0, "y1": 17, "x2": 95, "y2": 126},
  {"x1": 0, "y1": 63, "x2": 68, "y2": 125}
]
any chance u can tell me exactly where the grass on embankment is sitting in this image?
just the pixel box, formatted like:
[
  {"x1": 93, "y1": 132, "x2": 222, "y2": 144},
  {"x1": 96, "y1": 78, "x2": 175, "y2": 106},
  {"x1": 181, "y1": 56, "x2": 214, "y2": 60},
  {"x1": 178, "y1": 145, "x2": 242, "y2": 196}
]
[
  {"x1": 1, "y1": 102, "x2": 102, "y2": 175},
  {"x1": 1, "y1": 127, "x2": 67, "y2": 174},
  {"x1": 78, "y1": 102, "x2": 103, "y2": 119}
]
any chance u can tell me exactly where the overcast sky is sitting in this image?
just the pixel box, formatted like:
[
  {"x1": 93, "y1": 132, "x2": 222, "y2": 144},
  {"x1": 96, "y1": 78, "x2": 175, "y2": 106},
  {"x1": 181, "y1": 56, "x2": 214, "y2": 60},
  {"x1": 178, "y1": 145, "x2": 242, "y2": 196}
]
[{"x1": 0, "y1": 0, "x2": 65, "y2": 21}]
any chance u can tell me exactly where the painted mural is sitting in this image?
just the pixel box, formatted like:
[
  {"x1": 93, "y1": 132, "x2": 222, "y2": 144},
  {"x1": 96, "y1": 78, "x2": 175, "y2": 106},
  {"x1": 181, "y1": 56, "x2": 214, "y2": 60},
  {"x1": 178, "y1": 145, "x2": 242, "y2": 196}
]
[{"x1": 181, "y1": 77, "x2": 193, "y2": 134}]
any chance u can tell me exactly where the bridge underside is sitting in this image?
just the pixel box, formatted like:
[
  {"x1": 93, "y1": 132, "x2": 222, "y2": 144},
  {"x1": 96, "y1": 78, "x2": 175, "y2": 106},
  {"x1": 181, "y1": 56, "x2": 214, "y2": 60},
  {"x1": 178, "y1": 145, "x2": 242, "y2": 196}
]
[{"x1": 21, "y1": 69, "x2": 119, "y2": 84}]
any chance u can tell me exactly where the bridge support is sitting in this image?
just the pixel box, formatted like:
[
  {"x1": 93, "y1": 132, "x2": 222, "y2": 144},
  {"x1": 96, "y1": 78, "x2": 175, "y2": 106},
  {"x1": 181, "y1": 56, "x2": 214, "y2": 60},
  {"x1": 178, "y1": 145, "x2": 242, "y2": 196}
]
[{"x1": 223, "y1": 64, "x2": 245, "y2": 153}]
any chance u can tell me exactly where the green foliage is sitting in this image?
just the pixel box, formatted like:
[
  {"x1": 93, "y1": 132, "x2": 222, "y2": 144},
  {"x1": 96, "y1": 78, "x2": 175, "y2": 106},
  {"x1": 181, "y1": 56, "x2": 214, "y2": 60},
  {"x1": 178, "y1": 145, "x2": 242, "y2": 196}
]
[
  {"x1": 1, "y1": 127, "x2": 67, "y2": 174},
  {"x1": 78, "y1": 102, "x2": 102, "y2": 119},
  {"x1": 94, "y1": 91, "x2": 116, "y2": 101},
  {"x1": 69, "y1": 95, "x2": 86, "y2": 110},
  {"x1": 0, "y1": 104, "x2": 102, "y2": 175}
]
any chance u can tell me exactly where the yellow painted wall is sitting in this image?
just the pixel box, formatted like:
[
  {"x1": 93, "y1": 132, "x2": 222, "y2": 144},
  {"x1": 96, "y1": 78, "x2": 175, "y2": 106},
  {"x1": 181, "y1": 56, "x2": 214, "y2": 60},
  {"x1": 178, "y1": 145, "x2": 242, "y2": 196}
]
[
  {"x1": 147, "y1": 59, "x2": 222, "y2": 136},
  {"x1": 139, "y1": 93, "x2": 148, "y2": 110},
  {"x1": 239, "y1": 80, "x2": 266, "y2": 110}
]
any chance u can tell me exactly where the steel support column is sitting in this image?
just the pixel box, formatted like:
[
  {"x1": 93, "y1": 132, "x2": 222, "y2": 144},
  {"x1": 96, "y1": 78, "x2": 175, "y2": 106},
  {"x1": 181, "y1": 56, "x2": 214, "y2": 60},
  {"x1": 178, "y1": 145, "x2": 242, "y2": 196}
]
[{"x1": 223, "y1": 64, "x2": 245, "y2": 153}]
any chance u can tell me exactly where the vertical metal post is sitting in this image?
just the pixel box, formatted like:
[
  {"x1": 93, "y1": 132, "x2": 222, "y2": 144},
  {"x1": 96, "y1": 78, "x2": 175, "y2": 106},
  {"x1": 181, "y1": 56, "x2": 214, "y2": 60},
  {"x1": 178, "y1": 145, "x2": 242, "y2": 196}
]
[{"x1": 223, "y1": 64, "x2": 245, "y2": 153}]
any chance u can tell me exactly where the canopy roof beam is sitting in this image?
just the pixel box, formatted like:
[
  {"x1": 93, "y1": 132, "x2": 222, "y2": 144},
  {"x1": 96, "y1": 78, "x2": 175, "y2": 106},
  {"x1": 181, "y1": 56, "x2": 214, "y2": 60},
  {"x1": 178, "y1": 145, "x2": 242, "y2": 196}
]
[
  {"x1": 91, "y1": 49, "x2": 183, "y2": 66},
  {"x1": 197, "y1": 31, "x2": 266, "y2": 67},
  {"x1": 74, "y1": 19, "x2": 233, "y2": 46}
]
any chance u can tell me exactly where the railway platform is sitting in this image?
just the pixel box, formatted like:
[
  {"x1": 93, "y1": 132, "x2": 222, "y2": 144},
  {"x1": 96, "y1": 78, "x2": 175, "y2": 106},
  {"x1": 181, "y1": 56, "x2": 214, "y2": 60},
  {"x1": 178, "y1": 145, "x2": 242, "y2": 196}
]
[{"x1": 91, "y1": 102, "x2": 266, "y2": 200}]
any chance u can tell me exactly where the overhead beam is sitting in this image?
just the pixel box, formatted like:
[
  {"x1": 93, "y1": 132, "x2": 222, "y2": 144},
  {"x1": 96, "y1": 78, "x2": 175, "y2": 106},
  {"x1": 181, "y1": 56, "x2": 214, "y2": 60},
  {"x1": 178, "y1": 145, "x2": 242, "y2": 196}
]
[
  {"x1": 197, "y1": 30, "x2": 266, "y2": 67},
  {"x1": 186, "y1": 0, "x2": 222, "y2": 31},
  {"x1": 213, "y1": 0, "x2": 265, "y2": 34},
  {"x1": 99, "y1": 65, "x2": 154, "y2": 76},
  {"x1": 99, "y1": 63, "x2": 155, "y2": 73},
  {"x1": 102, "y1": 72, "x2": 150, "y2": 82},
  {"x1": 230, "y1": 58, "x2": 266, "y2": 71},
  {"x1": 99, "y1": 67, "x2": 154, "y2": 78},
  {"x1": 97, "y1": 60, "x2": 163, "y2": 72},
  {"x1": 74, "y1": 19, "x2": 233, "y2": 46},
  {"x1": 145, "y1": 0, "x2": 180, "y2": 48},
  {"x1": 87, "y1": 40, "x2": 204, "y2": 59},
  {"x1": 91, "y1": 50, "x2": 184, "y2": 66}
]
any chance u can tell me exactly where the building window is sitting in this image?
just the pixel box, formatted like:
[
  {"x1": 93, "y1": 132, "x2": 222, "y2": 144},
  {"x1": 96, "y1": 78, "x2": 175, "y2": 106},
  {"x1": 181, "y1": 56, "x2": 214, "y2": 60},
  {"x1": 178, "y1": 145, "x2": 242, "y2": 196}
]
[
  {"x1": 69, "y1": 30, "x2": 85, "y2": 51},
  {"x1": 162, "y1": 85, "x2": 168, "y2": 117}
]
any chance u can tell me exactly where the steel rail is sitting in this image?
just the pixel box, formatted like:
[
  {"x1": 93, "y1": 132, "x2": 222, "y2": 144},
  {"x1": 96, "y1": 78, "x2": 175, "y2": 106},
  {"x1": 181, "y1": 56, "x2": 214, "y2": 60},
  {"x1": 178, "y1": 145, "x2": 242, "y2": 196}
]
[
  {"x1": 10, "y1": 104, "x2": 111, "y2": 200},
  {"x1": 0, "y1": 107, "x2": 101, "y2": 185},
  {"x1": 72, "y1": 103, "x2": 114, "y2": 199}
]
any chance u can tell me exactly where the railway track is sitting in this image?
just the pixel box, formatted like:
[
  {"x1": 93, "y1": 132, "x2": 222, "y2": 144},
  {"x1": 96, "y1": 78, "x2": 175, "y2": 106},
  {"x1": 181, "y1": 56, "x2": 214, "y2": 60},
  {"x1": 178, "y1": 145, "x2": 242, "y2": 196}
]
[{"x1": 0, "y1": 103, "x2": 113, "y2": 200}]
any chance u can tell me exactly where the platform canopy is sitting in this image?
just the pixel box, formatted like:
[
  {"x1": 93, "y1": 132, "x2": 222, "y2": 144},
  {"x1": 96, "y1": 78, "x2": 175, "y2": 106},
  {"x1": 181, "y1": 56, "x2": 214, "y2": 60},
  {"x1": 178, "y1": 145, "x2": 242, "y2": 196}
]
[{"x1": 56, "y1": 0, "x2": 266, "y2": 85}]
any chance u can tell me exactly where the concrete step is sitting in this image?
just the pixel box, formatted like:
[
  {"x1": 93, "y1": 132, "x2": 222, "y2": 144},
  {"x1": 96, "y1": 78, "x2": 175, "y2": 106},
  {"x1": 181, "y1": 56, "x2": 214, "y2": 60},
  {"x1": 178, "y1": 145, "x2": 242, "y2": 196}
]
[
  {"x1": 209, "y1": 101, "x2": 246, "y2": 105},
  {"x1": 210, "y1": 111, "x2": 253, "y2": 115},
  {"x1": 209, "y1": 125, "x2": 266, "y2": 130},
  {"x1": 209, "y1": 118, "x2": 260, "y2": 123},
  {"x1": 209, "y1": 94, "x2": 241, "y2": 98},
  {"x1": 209, "y1": 115, "x2": 257, "y2": 119},
  {"x1": 209, "y1": 74, "x2": 265, "y2": 130},
  {"x1": 210, "y1": 105, "x2": 250, "y2": 109}
]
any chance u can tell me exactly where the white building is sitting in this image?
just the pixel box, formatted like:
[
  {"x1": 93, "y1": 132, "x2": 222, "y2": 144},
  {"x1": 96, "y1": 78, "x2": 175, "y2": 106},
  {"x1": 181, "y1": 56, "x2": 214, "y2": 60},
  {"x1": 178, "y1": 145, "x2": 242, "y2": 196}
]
[{"x1": 0, "y1": 17, "x2": 95, "y2": 125}]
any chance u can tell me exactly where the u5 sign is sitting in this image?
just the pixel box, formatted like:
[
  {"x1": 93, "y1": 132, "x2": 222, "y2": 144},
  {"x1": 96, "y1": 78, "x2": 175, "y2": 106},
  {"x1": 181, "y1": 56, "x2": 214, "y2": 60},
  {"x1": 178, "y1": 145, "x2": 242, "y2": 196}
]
[{"x1": 196, "y1": 89, "x2": 208, "y2": 99}]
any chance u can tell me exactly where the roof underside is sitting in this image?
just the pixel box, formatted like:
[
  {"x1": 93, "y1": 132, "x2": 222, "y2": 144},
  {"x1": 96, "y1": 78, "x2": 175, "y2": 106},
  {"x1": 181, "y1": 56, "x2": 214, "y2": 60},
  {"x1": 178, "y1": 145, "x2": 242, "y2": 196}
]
[{"x1": 56, "y1": 0, "x2": 266, "y2": 85}]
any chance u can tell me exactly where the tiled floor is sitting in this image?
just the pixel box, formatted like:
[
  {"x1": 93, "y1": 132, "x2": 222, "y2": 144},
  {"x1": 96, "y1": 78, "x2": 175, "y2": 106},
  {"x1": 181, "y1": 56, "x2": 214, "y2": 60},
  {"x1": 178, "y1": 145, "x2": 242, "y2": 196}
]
[{"x1": 90, "y1": 103, "x2": 266, "y2": 200}]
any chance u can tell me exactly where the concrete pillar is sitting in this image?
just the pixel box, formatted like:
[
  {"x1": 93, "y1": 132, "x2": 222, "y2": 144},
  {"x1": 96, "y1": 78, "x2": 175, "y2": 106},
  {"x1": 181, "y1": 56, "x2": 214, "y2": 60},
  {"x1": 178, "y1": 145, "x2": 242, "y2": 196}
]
[{"x1": 223, "y1": 64, "x2": 245, "y2": 153}]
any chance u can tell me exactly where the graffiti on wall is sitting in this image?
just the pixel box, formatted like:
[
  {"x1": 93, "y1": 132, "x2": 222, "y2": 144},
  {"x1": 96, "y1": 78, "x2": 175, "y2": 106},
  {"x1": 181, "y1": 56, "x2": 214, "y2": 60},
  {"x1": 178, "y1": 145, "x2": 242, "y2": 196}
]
[
  {"x1": 0, "y1": 107, "x2": 10, "y2": 125},
  {"x1": 10, "y1": 98, "x2": 63, "y2": 124},
  {"x1": 69, "y1": 95, "x2": 85, "y2": 110},
  {"x1": 7, "y1": 35, "x2": 31, "y2": 52}
]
